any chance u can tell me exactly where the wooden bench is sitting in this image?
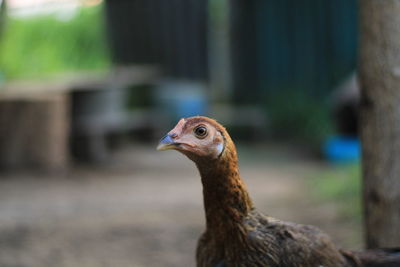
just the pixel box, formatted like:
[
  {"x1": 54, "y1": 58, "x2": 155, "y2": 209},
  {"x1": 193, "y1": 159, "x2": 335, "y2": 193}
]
[
  {"x1": 0, "y1": 66, "x2": 160, "y2": 171},
  {"x1": 0, "y1": 83, "x2": 69, "y2": 172}
]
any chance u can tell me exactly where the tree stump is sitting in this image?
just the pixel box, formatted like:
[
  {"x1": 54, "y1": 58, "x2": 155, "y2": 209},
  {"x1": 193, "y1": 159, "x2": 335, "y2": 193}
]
[{"x1": 0, "y1": 92, "x2": 69, "y2": 172}]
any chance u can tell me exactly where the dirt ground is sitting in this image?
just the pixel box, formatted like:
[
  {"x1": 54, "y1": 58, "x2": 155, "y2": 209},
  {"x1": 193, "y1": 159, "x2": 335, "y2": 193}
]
[{"x1": 0, "y1": 143, "x2": 362, "y2": 267}]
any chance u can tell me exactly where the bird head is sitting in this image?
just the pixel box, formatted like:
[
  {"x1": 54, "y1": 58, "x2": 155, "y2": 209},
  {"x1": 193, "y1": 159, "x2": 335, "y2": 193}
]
[{"x1": 157, "y1": 116, "x2": 231, "y2": 161}]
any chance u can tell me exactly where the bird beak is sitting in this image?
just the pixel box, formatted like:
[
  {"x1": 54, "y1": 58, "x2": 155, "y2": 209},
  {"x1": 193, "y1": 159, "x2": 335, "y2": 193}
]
[{"x1": 157, "y1": 134, "x2": 177, "y2": 151}]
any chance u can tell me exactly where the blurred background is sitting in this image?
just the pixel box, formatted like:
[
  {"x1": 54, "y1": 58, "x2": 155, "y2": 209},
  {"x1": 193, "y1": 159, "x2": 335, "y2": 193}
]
[{"x1": 0, "y1": 0, "x2": 361, "y2": 266}]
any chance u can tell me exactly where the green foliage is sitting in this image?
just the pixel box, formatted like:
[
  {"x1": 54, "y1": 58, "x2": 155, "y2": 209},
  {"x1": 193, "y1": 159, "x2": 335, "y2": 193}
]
[
  {"x1": 0, "y1": 5, "x2": 110, "y2": 80},
  {"x1": 266, "y1": 90, "x2": 334, "y2": 148},
  {"x1": 311, "y1": 164, "x2": 362, "y2": 221}
]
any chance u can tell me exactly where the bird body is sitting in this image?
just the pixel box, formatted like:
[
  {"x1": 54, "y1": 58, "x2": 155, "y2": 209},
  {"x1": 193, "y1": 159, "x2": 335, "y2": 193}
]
[
  {"x1": 157, "y1": 116, "x2": 400, "y2": 267},
  {"x1": 197, "y1": 210, "x2": 350, "y2": 267}
]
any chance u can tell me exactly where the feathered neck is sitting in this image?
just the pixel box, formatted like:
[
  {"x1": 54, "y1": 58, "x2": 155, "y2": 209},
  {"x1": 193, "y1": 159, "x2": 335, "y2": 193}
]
[{"x1": 195, "y1": 138, "x2": 254, "y2": 242}]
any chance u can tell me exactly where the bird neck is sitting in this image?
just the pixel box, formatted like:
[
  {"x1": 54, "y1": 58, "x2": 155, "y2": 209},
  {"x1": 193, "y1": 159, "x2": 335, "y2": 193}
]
[{"x1": 195, "y1": 145, "x2": 254, "y2": 242}]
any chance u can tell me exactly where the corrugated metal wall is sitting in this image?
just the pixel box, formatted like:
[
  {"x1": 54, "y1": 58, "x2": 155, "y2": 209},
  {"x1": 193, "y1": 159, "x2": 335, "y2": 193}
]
[
  {"x1": 104, "y1": 0, "x2": 208, "y2": 81},
  {"x1": 230, "y1": 0, "x2": 358, "y2": 103},
  {"x1": 104, "y1": 0, "x2": 357, "y2": 104}
]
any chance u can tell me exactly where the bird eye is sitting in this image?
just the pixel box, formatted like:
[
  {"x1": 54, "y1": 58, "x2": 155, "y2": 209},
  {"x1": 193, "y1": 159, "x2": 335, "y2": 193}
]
[{"x1": 194, "y1": 126, "x2": 207, "y2": 138}]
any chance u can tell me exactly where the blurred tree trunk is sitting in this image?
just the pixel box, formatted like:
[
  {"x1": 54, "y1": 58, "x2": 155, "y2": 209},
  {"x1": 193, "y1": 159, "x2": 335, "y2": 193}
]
[{"x1": 358, "y1": 0, "x2": 400, "y2": 248}]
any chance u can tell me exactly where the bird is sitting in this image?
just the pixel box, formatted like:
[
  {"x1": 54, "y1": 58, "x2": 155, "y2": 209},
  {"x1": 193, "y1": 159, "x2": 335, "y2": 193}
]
[{"x1": 157, "y1": 116, "x2": 400, "y2": 267}]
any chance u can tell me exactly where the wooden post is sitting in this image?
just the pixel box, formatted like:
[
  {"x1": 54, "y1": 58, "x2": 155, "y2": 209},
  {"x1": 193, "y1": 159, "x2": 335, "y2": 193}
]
[{"x1": 358, "y1": 0, "x2": 400, "y2": 248}]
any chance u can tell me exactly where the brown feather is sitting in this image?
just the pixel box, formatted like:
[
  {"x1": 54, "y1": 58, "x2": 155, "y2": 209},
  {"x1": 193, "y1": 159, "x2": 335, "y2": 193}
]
[{"x1": 159, "y1": 116, "x2": 400, "y2": 267}]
